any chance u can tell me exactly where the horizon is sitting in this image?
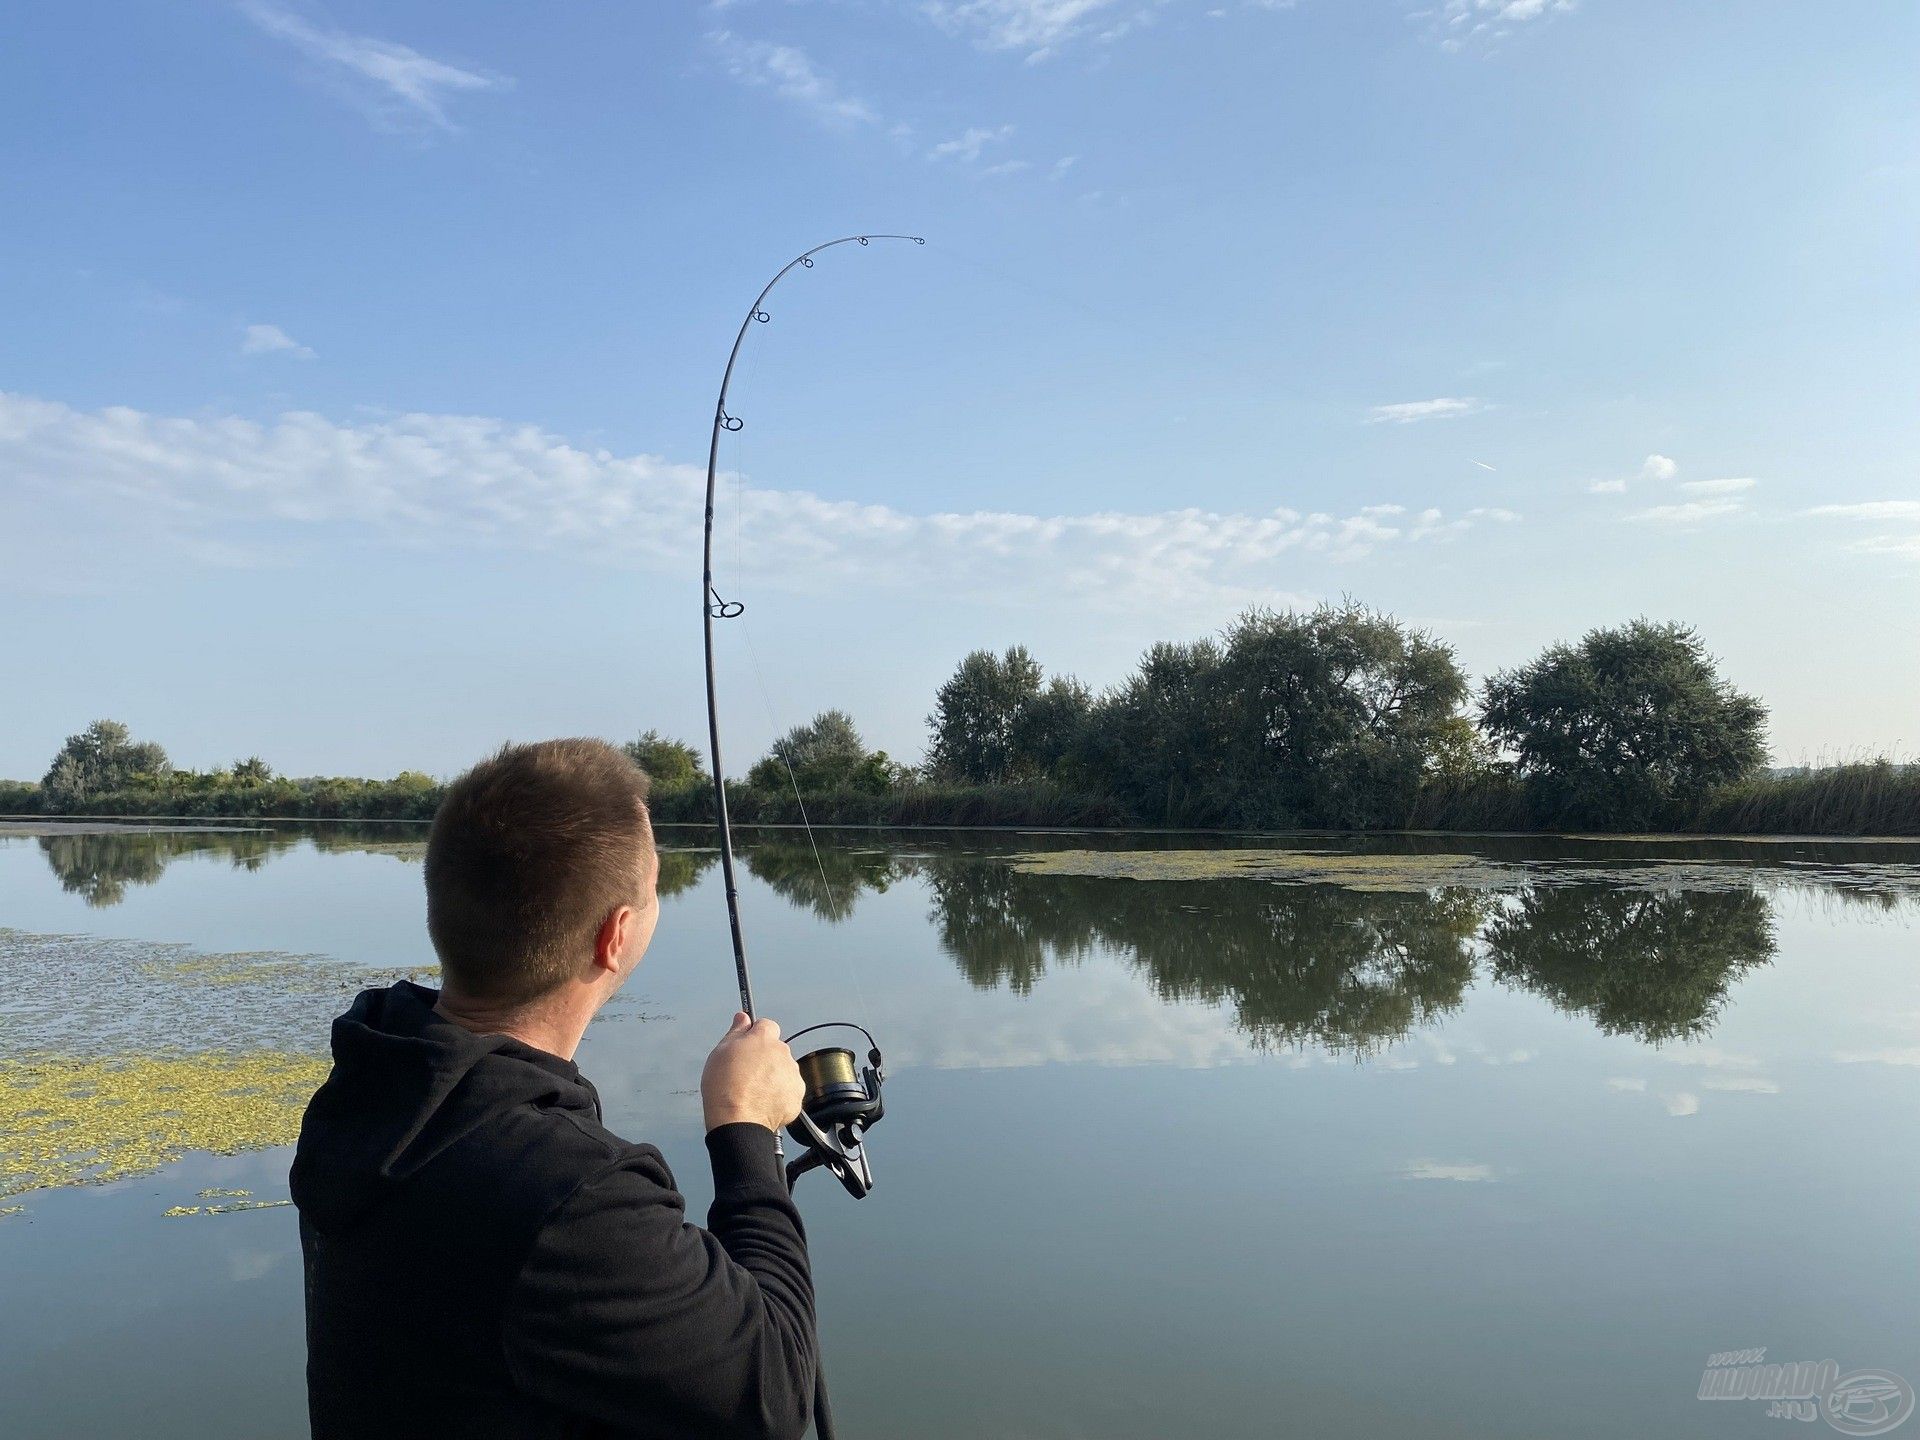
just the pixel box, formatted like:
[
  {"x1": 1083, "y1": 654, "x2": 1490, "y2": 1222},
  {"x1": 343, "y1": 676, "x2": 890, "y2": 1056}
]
[{"x1": 5, "y1": 2, "x2": 1917, "y2": 779}]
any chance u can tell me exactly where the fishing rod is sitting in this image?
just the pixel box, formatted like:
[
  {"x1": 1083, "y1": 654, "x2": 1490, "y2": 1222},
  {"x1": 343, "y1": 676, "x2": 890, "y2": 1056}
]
[{"x1": 700, "y1": 234, "x2": 921, "y2": 1202}]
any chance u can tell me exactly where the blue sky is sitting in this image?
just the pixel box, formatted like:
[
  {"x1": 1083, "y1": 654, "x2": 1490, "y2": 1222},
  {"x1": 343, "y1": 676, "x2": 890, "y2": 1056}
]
[{"x1": 3, "y1": 0, "x2": 1916, "y2": 780}]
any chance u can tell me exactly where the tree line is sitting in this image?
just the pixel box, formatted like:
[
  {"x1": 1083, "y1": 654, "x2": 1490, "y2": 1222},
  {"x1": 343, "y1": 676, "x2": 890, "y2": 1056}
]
[{"x1": 6, "y1": 605, "x2": 1914, "y2": 833}]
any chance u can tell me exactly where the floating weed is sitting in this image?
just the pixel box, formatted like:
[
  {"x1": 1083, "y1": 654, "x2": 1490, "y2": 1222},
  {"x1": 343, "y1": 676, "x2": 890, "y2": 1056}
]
[
  {"x1": 0, "y1": 1204, "x2": 24, "y2": 1221},
  {"x1": 198, "y1": 1187, "x2": 252, "y2": 1199},
  {"x1": 163, "y1": 1199, "x2": 292, "y2": 1218},
  {"x1": 0, "y1": 1051, "x2": 329, "y2": 1199},
  {"x1": 1005, "y1": 848, "x2": 1920, "y2": 902},
  {"x1": 1008, "y1": 849, "x2": 1525, "y2": 893}
]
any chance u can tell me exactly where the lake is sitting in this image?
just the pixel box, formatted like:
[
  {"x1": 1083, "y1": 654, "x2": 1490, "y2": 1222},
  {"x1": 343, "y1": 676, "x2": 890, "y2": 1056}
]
[{"x1": 2, "y1": 821, "x2": 1916, "y2": 1438}]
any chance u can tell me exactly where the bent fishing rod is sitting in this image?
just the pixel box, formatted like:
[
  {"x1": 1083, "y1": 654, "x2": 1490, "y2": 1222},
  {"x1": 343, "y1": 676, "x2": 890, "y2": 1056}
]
[{"x1": 700, "y1": 234, "x2": 921, "y2": 1201}]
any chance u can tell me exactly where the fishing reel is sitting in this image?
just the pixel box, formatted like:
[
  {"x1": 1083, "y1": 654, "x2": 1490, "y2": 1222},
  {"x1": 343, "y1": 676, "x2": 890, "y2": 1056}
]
[{"x1": 783, "y1": 1023, "x2": 884, "y2": 1199}]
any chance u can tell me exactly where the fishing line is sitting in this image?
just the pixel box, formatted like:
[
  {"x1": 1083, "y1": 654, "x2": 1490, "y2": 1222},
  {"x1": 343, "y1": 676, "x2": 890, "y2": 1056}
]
[{"x1": 720, "y1": 324, "x2": 873, "y2": 1022}]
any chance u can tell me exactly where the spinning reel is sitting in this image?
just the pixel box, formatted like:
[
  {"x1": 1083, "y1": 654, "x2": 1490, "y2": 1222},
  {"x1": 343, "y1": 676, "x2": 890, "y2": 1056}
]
[{"x1": 782, "y1": 1022, "x2": 885, "y2": 1199}]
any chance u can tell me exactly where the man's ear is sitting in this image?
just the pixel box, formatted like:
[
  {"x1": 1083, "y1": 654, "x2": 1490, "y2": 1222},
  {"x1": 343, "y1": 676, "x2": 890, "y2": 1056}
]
[{"x1": 591, "y1": 906, "x2": 630, "y2": 977}]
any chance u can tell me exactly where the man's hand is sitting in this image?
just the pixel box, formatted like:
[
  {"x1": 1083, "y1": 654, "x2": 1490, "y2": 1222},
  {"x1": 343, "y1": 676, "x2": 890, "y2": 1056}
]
[{"x1": 701, "y1": 1012, "x2": 805, "y2": 1134}]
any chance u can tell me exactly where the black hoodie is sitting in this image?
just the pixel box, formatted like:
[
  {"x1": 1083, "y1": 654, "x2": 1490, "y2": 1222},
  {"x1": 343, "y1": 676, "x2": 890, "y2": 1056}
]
[{"x1": 290, "y1": 982, "x2": 816, "y2": 1440}]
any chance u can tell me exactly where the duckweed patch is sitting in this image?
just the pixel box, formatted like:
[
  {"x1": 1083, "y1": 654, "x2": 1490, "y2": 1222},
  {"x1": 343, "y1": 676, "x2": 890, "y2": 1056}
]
[
  {"x1": 164, "y1": 1199, "x2": 293, "y2": 1218},
  {"x1": 0, "y1": 1050, "x2": 330, "y2": 1199},
  {"x1": 1005, "y1": 848, "x2": 1920, "y2": 901},
  {"x1": 1007, "y1": 849, "x2": 1526, "y2": 892}
]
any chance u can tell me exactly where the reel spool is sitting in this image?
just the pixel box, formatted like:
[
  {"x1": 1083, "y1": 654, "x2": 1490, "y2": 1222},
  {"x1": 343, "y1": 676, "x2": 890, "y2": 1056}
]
[{"x1": 784, "y1": 1024, "x2": 884, "y2": 1198}]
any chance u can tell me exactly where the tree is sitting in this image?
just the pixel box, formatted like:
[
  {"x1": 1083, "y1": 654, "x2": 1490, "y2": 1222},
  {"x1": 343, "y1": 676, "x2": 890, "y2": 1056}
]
[
  {"x1": 622, "y1": 731, "x2": 707, "y2": 789},
  {"x1": 231, "y1": 756, "x2": 275, "y2": 784},
  {"x1": 1082, "y1": 605, "x2": 1468, "y2": 828},
  {"x1": 747, "y1": 711, "x2": 902, "y2": 795},
  {"x1": 926, "y1": 647, "x2": 1094, "y2": 785},
  {"x1": 1479, "y1": 620, "x2": 1767, "y2": 829},
  {"x1": 41, "y1": 720, "x2": 172, "y2": 809}
]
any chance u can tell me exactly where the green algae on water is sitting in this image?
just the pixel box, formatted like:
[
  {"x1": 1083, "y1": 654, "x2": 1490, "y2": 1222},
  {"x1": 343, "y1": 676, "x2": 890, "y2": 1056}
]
[
  {"x1": 0, "y1": 1050, "x2": 330, "y2": 1199},
  {"x1": 1007, "y1": 849, "x2": 1526, "y2": 893}
]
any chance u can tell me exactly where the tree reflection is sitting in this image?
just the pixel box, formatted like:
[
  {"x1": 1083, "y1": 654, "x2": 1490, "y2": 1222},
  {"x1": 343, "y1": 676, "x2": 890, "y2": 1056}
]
[
  {"x1": 37, "y1": 829, "x2": 298, "y2": 907},
  {"x1": 656, "y1": 847, "x2": 719, "y2": 899},
  {"x1": 739, "y1": 843, "x2": 910, "y2": 922},
  {"x1": 927, "y1": 862, "x2": 1484, "y2": 1056},
  {"x1": 1483, "y1": 884, "x2": 1774, "y2": 1043}
]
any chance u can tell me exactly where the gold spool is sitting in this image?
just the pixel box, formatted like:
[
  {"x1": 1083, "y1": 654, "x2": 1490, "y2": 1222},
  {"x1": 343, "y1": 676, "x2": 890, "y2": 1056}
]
[{"x1": 798, "y1": 1047, "x2": 859, "y2": 1096}]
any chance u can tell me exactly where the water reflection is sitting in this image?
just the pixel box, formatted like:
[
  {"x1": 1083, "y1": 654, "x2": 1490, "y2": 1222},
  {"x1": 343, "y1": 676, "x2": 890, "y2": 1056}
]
[
  {"x1": 1482, "y1": 885, "x2": 1774, "y2": 1043},
  {"x1": 15, "y1": 824, "x2": 1797, "y2": 1052},
  {"x1": 38, "y1": 829, "x2": 296, "y2": 907}
]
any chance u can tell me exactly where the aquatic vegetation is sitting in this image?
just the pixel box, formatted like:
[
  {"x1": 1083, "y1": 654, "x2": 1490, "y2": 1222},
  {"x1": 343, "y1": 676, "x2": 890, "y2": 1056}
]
[
  {"x1": 0, "y1": 1205, "x2": 24, "y2": 1221},
  {"x1": 1008, "y1": 848, "x2": 1527, "y2": 893},
  {"x1": 0, "y1": 1050, "x2": 329, "y2": 1198},
  {"x1": 164, "y1": 1198, "x2": 293, "y2": 1217},
  {"x1": 1004, "y1": 847, "x2": 1920, "y2": 902}
]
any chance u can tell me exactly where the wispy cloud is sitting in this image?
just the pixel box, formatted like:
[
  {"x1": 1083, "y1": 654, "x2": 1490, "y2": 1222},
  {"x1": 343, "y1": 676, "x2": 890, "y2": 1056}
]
[
  {"x1": 240, "y1": 323, "x2": 314, "y2": 359},
  {"x1": 923, "y1": 0, "x2": 1133, "y2": 61},
  {"x1": 1588, "y1": 478, "x2": 1628, "y2": 495},
  {"x1": 1680, "y1": 477, "x2": 1757, "y2": 496},
  {"x1": 929, "y1": 123, "x2": 1015, "y2": 162},
  {"x1": 1434, "y1": 0, "x2": 1578, "y2": 52},
  {"x1": 1806, "y1": 500, "x2": 1920, "y2": 521},
  {"x1": 239, "y1": 1, "x2": 507, "y2": 133},
  {"x1": 1666, "y1": 1091, "x2": 1701, "y2": 1117},
  {"x1": 1367, "y1": 397, "x2": 1486, "y2": 425},
  {"x1": 708, "y1": 30, "x2": 877, "y2": 127},
  {"x1": 0, "y1": 393, "x2": 1522, "y2": 617},
  {"x1": 1401, "y1": 1159, "x2": 1497, "y2": 1182}
]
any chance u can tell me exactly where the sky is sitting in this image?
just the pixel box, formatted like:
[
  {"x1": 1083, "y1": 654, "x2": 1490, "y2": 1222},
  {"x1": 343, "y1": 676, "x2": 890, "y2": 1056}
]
[{"x1": 3, "y1": 0, "x2": 1917, "y2": 781}]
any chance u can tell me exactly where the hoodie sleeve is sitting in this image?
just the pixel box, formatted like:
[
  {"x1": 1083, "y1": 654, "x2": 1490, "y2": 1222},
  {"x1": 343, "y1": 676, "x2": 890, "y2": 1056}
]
[{"x1": 501, "y1": 1124, "x2": 817, "y2": 1440}]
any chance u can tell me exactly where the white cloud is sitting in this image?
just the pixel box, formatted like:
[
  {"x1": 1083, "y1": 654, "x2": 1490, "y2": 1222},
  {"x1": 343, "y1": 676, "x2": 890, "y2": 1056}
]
[
  {"x1": 1680, "y1": 477, "x2": 1757, "y2": 496},
  {"x1": 1666, "y1": 1091, "x2": 1701, "y2": 1117},
  {"x1": 1626, "y1": 499, "x2": 1744, "y2": 525},
  {"x1": 708, "y1": 31, "x2": 876, "y2": 127},
  {"x1": 919, "y1": 0, "x2": 1297, "y2": 61},
  {"x1": 1401, "y1": 1159, "x2": 1496, "y2": 1182},
  {"x1": 1703, "y1": 1076, "x2": 1780, "y2": 1094},
  {"x1": 981, "y1": 159, "x2": 1032, "y2": 176},
  {"x1": 923, "y1": 0, "x2": 1133, "y2": 60},
  {"x1": 929, "y1": 124, "x2": 1015, "y2": 162},
  {"x1": 1803, "y1": 501, "x2": 1920, "y2": 559},
  {"x1": 1806, "y1": 500, "x2": 1920, "y2": 521},
  {"x1": 1606, "y1": 1077, "x2": 1647, "y2": 1092},
  {"x1": 239, "y1": 0, "x2": 507, "y2": 133},
  {"x1": 240, "y1": 323, "x2": 314, "y2": 359},
  {"x1": 1436, "y1": 0, "x2": 1577, "y2": 50},
  {"x1": 1588, "y1": 478, "x2": 1628, "y2": 495},
  {"x1": 1834, "y1": 1047, "x2": 1920, "y2": 1067},
  {"x1": 1366, "y1": 397, "x2": 1486, "y2": 425},
  {"x1": 1642, "y1": 454, "x2": 1677, "y2": 482},
  {"x1": 1660, "y1": 1045, "x2": 1759, "y2": 1070},
  {"x1": 0, "y1": 392, "x2": 1522, "y2": 617}
]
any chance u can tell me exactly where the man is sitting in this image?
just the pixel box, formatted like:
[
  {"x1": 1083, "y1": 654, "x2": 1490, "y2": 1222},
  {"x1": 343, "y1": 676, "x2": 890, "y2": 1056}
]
[{"x1": 291, "y1": 738, "x2": 815, "y2": 1439}]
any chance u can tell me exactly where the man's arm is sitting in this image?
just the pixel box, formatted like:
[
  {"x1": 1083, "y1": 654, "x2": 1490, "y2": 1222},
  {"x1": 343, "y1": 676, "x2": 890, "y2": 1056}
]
[{"x1": 502, "y1": 1126, "x2": 817, "y2": 1440}]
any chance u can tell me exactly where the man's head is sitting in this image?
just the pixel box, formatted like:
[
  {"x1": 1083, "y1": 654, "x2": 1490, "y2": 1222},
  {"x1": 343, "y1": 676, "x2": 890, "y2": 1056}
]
[{"x1": 425, "y1": 739, "x2": 658, "y2": 1008}]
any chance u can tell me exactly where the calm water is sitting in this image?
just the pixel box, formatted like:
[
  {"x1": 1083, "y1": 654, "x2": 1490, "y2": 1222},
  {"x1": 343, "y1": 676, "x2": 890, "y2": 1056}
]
[{"x1": 2, "y1": 822, "x2": 1917, "y2": 1439}]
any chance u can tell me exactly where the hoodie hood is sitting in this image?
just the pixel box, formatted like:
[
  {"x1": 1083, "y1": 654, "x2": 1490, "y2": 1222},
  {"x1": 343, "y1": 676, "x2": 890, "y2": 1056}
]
[{"x1": 291, "y1": 981, "x2": 596, "y2": 1233}]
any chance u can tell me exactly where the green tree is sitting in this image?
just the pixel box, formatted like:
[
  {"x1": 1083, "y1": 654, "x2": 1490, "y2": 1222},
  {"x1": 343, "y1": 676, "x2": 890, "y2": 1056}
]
[
  {"x1": 926, "y1": 647, "x2": 1095, "y2": 785},
  {"x1": 41, "y1": 720, "x2": 172, "y2": 810},
  {"x1": 231, "y1": 756, "x2": 275, "y2": 784},
  {"x1": 1479, "y1": 620, "x2": 1767, "y2": 829},
  {"x1": 1082, "y1": 604, "x2": 1468, "y2": 828},
  {"x1": 747, "y1": 711, "x2": 903, "y2": 795},
  {"x1": 622, "y1": 731, "x2": 707, "y2": 789}
]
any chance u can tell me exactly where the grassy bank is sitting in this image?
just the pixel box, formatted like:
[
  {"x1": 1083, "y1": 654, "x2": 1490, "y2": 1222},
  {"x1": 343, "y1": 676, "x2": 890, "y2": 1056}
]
[{"x1": 5, "y1": 763, "x2": 1917, "y2": 836}]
